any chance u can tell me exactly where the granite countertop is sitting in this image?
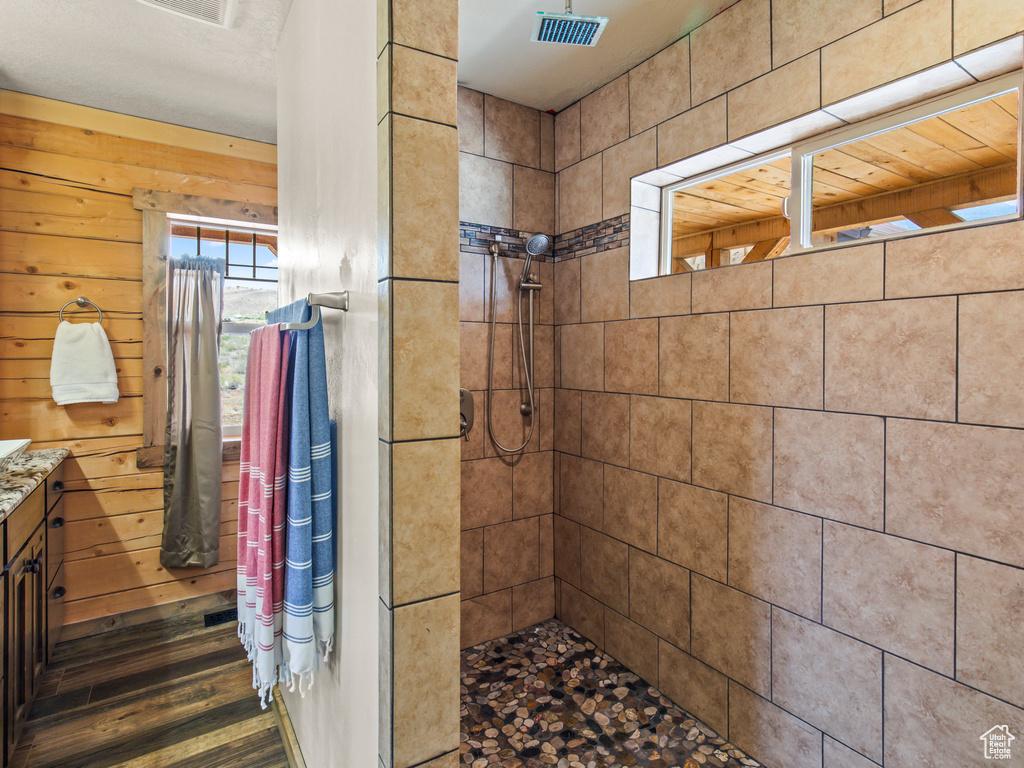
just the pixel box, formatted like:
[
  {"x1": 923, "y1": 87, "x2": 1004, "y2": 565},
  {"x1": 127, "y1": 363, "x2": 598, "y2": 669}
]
[{"x1": 0, "y1": 448, "x2": 69, "y2": 520}]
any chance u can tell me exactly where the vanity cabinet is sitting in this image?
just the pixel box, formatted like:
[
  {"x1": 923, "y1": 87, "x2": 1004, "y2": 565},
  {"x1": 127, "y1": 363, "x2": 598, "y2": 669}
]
[{"x1": 2, "y1": 457, "x2": 66, "y2": 763}]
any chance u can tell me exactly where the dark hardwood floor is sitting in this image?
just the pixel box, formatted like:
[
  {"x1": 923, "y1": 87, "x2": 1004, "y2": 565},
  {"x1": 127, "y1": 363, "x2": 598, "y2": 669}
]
[{"x1": 11, "y1": 612, "x2": 289, "y2": 768}]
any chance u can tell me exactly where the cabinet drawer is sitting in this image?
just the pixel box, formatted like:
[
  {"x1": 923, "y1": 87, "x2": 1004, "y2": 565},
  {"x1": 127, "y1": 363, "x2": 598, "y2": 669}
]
[
  {"x1": 47, "y1": 562, "x2": 65, "y2": 664},
  {"x1": 6, "y1": 486, "x2": 44, "y2": 568},
  {"x1": 45, "y1": 462, "x2": 65, "y2": 512},
  {"x1": 47, "y1": 497, "x2": 65, "y2": 588}
]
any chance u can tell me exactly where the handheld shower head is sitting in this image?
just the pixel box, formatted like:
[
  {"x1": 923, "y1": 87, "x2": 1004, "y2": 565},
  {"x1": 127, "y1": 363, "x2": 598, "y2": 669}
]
[{"x1": 520, "y1": 233, "x2": 551, "y2": 285}]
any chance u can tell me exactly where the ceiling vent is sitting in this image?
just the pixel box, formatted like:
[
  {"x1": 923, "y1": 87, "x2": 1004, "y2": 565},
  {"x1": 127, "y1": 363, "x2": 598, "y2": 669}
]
[{"x1": 136, "y1": 0, "x2": 237, "y2": 28}]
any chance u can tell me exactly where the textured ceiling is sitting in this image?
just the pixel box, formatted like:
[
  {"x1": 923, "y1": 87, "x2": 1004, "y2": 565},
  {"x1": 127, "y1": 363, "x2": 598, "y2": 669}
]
[
  {"x1": 0, "y1": 0, "x2": 292, "y2": 143},
  {"x1": 459, "y1": 0, "x2": 735, "y2": 112}
]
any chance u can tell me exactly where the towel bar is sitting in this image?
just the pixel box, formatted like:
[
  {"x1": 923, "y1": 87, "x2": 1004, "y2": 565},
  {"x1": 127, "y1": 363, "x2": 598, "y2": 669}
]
[
  {"x1": 275, "y1": 291, "x2": 350, "y2": 331},
  {"x1": 58, "y1": 297, "x2": 103, "y2": 323}
]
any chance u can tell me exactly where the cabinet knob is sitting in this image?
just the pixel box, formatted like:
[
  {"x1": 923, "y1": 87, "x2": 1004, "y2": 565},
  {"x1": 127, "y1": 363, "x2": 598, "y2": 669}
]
[
  {"x1": 51, "y1": 481, "x2": 64, "y2": 492},
  {"x1": 52, "y1": 586, "x2": 66, "y2": 600},
  {"x1": 51, "y1": 517, "x2": 65, "y2": 529}
]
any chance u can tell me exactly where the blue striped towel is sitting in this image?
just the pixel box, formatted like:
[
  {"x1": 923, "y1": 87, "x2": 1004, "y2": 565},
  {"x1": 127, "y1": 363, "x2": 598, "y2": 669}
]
[{"x1": 268, "y1": 299, "x2": 336, "y2": 693}]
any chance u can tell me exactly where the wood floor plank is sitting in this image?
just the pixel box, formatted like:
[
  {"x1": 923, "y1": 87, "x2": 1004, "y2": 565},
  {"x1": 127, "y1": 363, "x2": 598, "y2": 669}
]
[
  {"x1": 107, "y1": 713, "x2": 278, "y2": 768},
  {"x1": 50, "y1": 612, "x2": 213, "y2": 667},
  {"x1": 160, "y1": 727, "x2": 289, "y2": 768}
]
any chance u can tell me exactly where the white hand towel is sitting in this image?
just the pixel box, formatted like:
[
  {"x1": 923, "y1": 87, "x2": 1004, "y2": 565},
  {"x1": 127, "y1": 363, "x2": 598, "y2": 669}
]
[{"x1": 50, "y1": 321, "x2": 120, "y2": 406}]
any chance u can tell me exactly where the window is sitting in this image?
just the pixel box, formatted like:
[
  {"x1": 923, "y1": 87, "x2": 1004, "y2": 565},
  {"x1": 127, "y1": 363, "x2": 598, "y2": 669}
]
[
  {"x1": 659, "y1": 72, "x2": 1021, "y2": 275},
  {"x1": 169, "y1": 222, "x2": 279, "y2": 437}
]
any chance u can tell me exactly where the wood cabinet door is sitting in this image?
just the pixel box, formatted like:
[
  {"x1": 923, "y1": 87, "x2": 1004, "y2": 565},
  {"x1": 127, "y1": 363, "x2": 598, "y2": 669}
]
[{"x1": 6, "y1": 523, "x2": 45, "y2": 762}]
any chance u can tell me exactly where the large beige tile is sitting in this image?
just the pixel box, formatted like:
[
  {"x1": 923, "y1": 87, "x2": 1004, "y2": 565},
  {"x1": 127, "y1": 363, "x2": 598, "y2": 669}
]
[
  {"x1": 513, "y1": 450, "x2": 553, "y2": 519},
  {"x1": 391, "y1": 0, "x2": 458, "y2": 58},
  {"x1": 886, "y1": 220, "x2": 1024, "y2": 298},
  {"x1": 581, "y1": 391, "x2": 630, "y2": 467},
  {"x1": 629, "y1": 37, "x2": 690, "y2": 136},
  {"x1": 728, "y1": 52, "x2": 821, "y2": 140},
  {"x1": 554, "y1": 258, "x2": 581, "y2": 325},
  {"x1": 553, "y1": 513, "x2": 581, "y2": 586},
  {"x1": 658, "y1": 479, "x2": 728, "y2": 582},
  {"x1": 458, "y1": 87, "x2": 484, "y2": 154},
  {"x1": 887, "y1": 419, "x2": 1024, "y2": 567},
  {"x1": 554, "y1": 102, "x2": 581, "y2": 172},
  {"x1": 690, "y1": 0, "x2": 771, "y2": 105},
  {"x1": 730, "y1": 306, "x2": 824, "y2": 409},
  {"x1": 774, "y1": 408, "x2": 884, "y2": 529},
  {"x1": 772, "y1": 609, "x2": 883, "y2": 764},
  {"x1": 658, "y1": 641, "x2": 728, "y2": 735},
  {"x1": 391, "y1": 116, "x2": 459, "y2": 280},
  {"x1": 483, "y1": 388, "x2": 541, "y2": 457},
  {"x1": 460, "y1": 321, "x2": 511, "y2": 391},
  {"x1": 379, "y1": 603, "x2": 392, "y2": 765},
  {"x1": 601, "y1": 129, "x2": 657, "y2": 219},
  {"x1": 885, "y1": 655, "x2": 1024, "y2": 768},
  {"x1": 657, "y1": 96, "x2": 728, "y2": 166},
  {"x1": 484, "y1": 517, "x2": 539, "y2": 592},
  {"x1": 773, "y1": 243, "x2": 884, "y2": 307},
  {"x1": 484, "y1": 94, "x2": 540, "y2": 168},
  {"x1": 512, "y1": 577, "x2": 555, "y2": 630},
  {"x1": 560, "y1": 322, "x2": 604, "y2": 391},
  {"x1": 580, "y1": 75, "x2": 629, "y2": 159},
  {"x1": 630, "y1": 273, "x2": 691, "y2": 318},
  {"x1": 461, "y1": 457, "x2": 512, "y2": 529},
  {"x1": 825, "y1": 297, "x2": 957, "y2": 420},
  {"x1": 392, "y1": 280, "x2": 460, "y2": 440},
  {"x1": 729, "y1": 499, "x2": 822, "y2": 620},
  {"x1": 391, "y1": 440, "x2": 460, "y2": 605},
  {"x1": 602, "y1": 465, "x2": 657, "y2": 553},
  {"x1": 960, "y1": 291, "x2": 1024, "y2": 428},
  {"x1": 461, "y1": 529, "x2": 483, "y2": 598},
  {"x1": 821, "y1": 0, "x2": 952, "y2": 104},
  {"x1": 558, "y1": 154, "x2": 603, "y2": 234},
  {"x1": 691, "y1": 574, "x2": 772, "y2": 696},
  {"x1": 659, "y1": 313, "x2": 729, "y2": 401},
  {"x1": 535, "y1": 260, "x2": 555, "y2": 325},
  {"x1": 460, "y1": 252, "x2": 485, "y2": 322},
  {"x1": 554, "y1": 388, "x2": 582, "y2": 454},
  {"x1": 392, "y1": 45, "x2": 457, "y2": 126},
  {"x1": 393, "y1": 593, "x2": 460, "y2": 768},
  {"x1": 513, "y1": 166, "x2": 555, "y2": 235},
  {"x1": 580, "y1": 248, "x2": 630, "y2": 323},
  {"x1": 461, "y1": 590, "x2": 511, "y2": 648},
  {"x1": 580, "y1": 527, "x2": 629, "y2": 615},
  {"x1": 824, "y1": 521, "x2": 955, "y2": 675},
  {"x1": 729, "y1": 683, "x2": 822, "y2": 768},
  {"x1": 773, "y1": 0, "x2": 883, "y2": 66},
  {"x1": 604, "y1": 319, "x2": 658, "y2": 395},
  {"x1": 691, "y1": 261, "x2": 772, "y2": 313},
  {"x1": 379, "y1": 281, "x2": 393, "y2": 440},
  {"x1": 824, "y1": 737, "x2": 881, "y2": 768},
  {"x1": 558, "y1": 453, "x2": 603, "y2": 530},
  {"x1": 541, "y1": 112, "x2": 555, "y2": 172},
  {"x1": 954, "y1": 0, "x2": 1024, "y2": 54},
  {"x1": 629, "y1": 548, "x2": 690, "y2": 651},
  {"x1": 559, "y1": 582, "x2": 605, "y2": 646},
  {"x1": 630, "y1": 396, "x2": 691, "y2": 483},
  {"x1": 692, "y1": 402, "x2": 773, "y2": 503},
  {"x1": 604, "y1": 608, "x2": 659, "y2": 684},
  {"x1": 539, "y1": 513, "x2": 554, "y2": 577},
  {"x1": 459, "y1": 152, "x2": 512, "y2": 229},
  {"x1": 956, "y1": 555, "x2": 1024, "y2": 708}
]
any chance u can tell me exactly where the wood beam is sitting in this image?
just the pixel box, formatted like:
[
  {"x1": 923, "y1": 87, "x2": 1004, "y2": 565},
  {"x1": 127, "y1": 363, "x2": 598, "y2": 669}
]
[
  {"x1": 905, "y1": 208, "x2": 962, "y2": 228},
  {"x1": 742, "y1": 237, "x2": 791, "y2": 263}
]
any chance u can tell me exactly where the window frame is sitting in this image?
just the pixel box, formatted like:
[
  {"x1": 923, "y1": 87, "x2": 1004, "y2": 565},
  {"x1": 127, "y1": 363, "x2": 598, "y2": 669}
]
[{"x1": 659, "y1": 70, "x2": 1023, "y2": 273}]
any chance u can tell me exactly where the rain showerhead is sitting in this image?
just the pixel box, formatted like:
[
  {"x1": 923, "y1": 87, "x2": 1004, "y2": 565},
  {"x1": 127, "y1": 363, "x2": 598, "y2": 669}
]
[
  {"x1": 532, "y1": 2, "x2": 608, "y2": 47},
  {"x1": 526, "y1": 233, "x2": 551, "y2": 256}
]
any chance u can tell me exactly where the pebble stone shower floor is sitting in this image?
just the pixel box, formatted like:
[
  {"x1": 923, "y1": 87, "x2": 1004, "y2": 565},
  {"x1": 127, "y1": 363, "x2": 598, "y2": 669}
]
[{"x1": 460, "y1": 620, "x2": 763, "y2": 768}]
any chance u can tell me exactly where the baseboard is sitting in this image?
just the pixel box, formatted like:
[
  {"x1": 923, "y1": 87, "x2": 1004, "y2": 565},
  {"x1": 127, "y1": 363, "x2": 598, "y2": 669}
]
[
  {"x1": 271, "y1": 685, "x2": 308, "y2": 768},
  {"x1": 61, "y1": 590, "x2": 236, "y2": 641}
]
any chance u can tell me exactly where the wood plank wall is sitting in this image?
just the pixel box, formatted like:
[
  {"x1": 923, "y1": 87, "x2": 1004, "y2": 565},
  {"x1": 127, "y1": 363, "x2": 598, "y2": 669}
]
[{"x1": 0, "y1": 92, "x2": 277, "y2": 629}]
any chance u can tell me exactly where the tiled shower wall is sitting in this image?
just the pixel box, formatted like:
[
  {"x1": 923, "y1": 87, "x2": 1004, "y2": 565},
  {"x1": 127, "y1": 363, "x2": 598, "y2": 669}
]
[
  {"x1": 457, "y1": 89, "x2": 558, "y2": 647},
  {"x1": 548, "y1": 1, "x2": 1024, "y2": 767}
]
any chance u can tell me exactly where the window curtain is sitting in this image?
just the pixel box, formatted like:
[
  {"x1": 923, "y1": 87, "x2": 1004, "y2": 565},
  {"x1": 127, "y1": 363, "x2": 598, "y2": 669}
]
[{"x1": 161, "y1": 256, "x2": 225, "y2": 569}]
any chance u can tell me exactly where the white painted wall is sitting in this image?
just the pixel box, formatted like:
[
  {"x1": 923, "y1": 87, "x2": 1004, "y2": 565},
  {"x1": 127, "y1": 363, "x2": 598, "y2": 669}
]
[{"x1": 276, "y1": 0, "x2": 378, "y2": 765}]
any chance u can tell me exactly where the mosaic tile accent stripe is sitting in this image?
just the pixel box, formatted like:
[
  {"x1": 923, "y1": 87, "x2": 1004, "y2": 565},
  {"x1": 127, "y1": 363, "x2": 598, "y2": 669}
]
[
  {"x1": 461, "y1": 222, "x2": 557, "y2": 263},
  {"x1": 461, "y1": 619, "x2": 761, "y2": 768},
  {"x1": 554, "y1": 215, "x2": 630, "y2": 262}
]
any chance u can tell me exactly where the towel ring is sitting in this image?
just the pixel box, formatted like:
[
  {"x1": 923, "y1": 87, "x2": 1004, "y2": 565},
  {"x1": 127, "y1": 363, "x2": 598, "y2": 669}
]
[{"x1": 59, "y1": 297, "x2": 103, "y2": 323}]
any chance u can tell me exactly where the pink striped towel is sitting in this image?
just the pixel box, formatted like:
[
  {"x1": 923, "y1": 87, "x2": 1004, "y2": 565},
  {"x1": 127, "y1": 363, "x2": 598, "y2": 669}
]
[{"x1": 237, "y1": 324, "x2": 291, "y2": 706}]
